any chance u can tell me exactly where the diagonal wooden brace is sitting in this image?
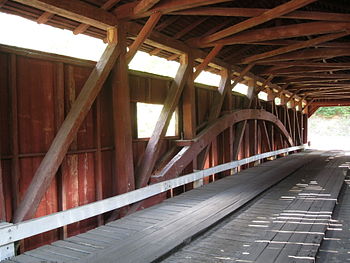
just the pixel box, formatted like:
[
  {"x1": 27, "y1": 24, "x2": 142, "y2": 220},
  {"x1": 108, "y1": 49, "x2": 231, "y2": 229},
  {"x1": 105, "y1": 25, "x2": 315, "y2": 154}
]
[{"x1": 13, "y1": 42, "x2": 122, "y2": 223}]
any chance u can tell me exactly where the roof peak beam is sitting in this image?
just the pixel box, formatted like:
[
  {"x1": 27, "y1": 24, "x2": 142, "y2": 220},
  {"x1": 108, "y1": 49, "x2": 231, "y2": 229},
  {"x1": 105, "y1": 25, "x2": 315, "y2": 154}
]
[{"x1": 191, "y1": 0, "x2": 317, "y2": 46}]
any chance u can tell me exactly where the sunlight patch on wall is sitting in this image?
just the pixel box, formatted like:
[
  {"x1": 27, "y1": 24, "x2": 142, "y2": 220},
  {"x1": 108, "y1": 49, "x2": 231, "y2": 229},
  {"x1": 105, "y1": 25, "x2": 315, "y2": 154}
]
[{"x1": 0, "y1": 12, "x2": 106, "y2": 61}]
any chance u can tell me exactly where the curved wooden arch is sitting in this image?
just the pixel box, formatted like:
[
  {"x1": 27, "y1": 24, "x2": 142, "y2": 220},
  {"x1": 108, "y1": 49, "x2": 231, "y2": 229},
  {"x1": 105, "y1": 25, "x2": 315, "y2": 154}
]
[{"x1": 154, "y1": 109, "x2": 293, "y2": 181}]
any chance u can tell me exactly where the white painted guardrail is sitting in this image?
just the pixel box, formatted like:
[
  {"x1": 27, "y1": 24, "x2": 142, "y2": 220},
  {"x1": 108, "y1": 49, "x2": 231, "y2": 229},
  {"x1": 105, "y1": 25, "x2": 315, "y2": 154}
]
[{"x1": 0, "y1": 145, "x2": 304, "y2": 259}]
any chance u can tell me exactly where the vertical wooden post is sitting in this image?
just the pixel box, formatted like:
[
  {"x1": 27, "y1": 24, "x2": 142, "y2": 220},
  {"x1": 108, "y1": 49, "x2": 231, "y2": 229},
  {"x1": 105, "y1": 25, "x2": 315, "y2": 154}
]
[
  {"x1": 303, "y1": 113, "x2": 308, "y2": 144},
  {"x1": 300, "y1": 111, "x2": 304, "y2": 145},
  {"x1": 182, "y1": 53, "x2": 196, "y2": 140},
  {"x1": 295, "y1": 110, "x2": 301, "y2": 145},
  {"x1": 222, "y1": 80, "x2": 233, "y2": 168},
  {"x1": 270, "y1": 101, "x2": 276, "y2": 150},
  {"x1": 274, "y1": 103, "x2": 284, "y2": 149},
  {"x1": 9, "y1": 54, "x2": 20, "y2": 216},
  {"x1": 182, "y1": 53, "x2": 197, "y2": 187},
  {"x1": 112, "y1": 23, "x2": 135, "y2": 195},
  {"x1": 285, "y1": 107, "x2": 292, "y2": 144},
  {"x1": 94, "y1": 96, "x2": 103, "y2": 225},
  {"x1": 232, "y1": 80, "x2": 255, "y2": 160},
  {"x1": 61, "y1": 65, "x2": 80, "y2": 237},
  {"x1": 54, "y1": 62, "x2": 66, "y2": 238},
  {"x1": 0, "y1": 140, "x2": 6, "y2": 221},
  {"x1": 256, "y1": 98, "x2": 271, "y2": 153}
]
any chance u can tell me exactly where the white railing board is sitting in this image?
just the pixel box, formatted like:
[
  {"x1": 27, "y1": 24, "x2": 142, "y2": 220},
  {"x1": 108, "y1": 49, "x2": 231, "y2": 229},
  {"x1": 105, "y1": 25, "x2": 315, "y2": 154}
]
[{"x1": 0, "y1": 146, "x2": 303, "y2": 246}]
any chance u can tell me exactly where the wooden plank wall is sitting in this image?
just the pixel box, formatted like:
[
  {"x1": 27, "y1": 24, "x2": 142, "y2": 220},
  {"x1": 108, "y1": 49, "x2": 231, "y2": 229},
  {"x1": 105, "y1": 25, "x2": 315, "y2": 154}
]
[{"x1": 0, "y1": 47, "x2": 307, "y2": 251}]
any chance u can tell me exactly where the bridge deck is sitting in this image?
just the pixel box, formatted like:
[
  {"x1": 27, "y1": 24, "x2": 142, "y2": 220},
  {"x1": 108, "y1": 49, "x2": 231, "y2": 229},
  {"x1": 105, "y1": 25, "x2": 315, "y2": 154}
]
[
  {"x1": 163, "y1": 152, "x2": 348, "y2": 263},
  {"x1": 3, "y1": 151, "x2": 348, "y2": 263},
  {"x1": 316, "y1": 168, "x2": 350, "y2": 263}
]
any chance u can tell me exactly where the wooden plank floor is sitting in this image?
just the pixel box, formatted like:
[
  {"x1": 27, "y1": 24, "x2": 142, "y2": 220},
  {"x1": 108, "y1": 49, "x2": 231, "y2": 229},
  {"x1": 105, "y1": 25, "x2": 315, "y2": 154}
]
[
  {"x1": 162, "y1": 151, "x2": 348, "y2": 263},
  {"x1": 3, "y1": 151, "x2": 340, "y2": 263},
  {"x1": 316, "y1": 167, "x2": 350, "y2": 263}
]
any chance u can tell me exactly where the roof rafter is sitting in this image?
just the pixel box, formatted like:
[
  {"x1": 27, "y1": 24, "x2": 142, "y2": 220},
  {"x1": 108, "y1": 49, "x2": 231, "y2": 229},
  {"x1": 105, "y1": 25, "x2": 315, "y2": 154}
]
[
  {"x1": 262, "y1": 67, "x2": 350, "y2": 75},
  {"x1": 134, "y1": 0, "x2": 161, "y2": 15},
  {"x1": 193, "y1": 0, "x2": 316, "y2": 45},
  {"x1": 258, "y1": 62, "x2": 350, "y2": 68},
  {"x1": 115, "y1": 0, "x2": 234, "y2": 19},
  {"x1": 197, "y1": 21, "x2": 350, "y2": 47},
  {"x1": 73, "y1": 0, "x2": 122, "y2": 35},
  {"x1": 171, "y1": 7, "x2": 350, "y2": 22},
  {"x1": 255, "y1": 48, "x2": 350, "y2": 63},
  {"x1": 241, "y1": 31, "x2": 350, "y2": 64}
]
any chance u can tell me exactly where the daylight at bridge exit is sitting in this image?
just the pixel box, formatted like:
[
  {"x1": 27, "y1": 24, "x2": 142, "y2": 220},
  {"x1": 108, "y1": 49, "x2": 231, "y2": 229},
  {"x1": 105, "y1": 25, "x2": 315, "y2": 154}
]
[{"x1": 0, "y1": 0, "x2": 350, "y2": 262}]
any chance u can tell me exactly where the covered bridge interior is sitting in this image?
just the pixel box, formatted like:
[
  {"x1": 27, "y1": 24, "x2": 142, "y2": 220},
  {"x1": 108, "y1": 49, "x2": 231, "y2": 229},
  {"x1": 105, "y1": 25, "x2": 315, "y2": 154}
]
[{"x1": 0, "y1": 0, "x2": 350, "y2": 262}]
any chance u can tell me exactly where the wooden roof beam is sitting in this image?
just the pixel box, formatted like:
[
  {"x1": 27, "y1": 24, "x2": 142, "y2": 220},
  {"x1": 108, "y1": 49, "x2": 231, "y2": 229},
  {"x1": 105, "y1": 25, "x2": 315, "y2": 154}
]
[
  {"x1": 0, "y1": 0, "x2": 7, "y2": 8},
  {"x1": 256, "y1": 74, "x2": 274, "y2": 93},
  {"x1": 115, "y1": 0, "x2": 233, "y2": 19},
  {"x1": 12, "y1": 0, "x2": 118, "y2": 30},
  {"x1": 193, "y1": 0, "x2": 317, "y2": 45},
  {"x1": 148, "y1": 17, "x2": 206, "y2": 56},
  {"x1": 259, "y1": 62, "x2": 350, "y2": 68},
  {"x1": 255, "y1": 48, "x2": 350, "y2": 63},
  {"x1": 134, "y1": 0, "x2": 161, "y2": 15},
  {"x1": 174, "y1": 17, "x2": 207, "y2": 39},
  {"x1": 283, "y1": 73, "x2": 350, "y2": 79},
  {"x1": 126, "y1": 12, "x2": 162, "y2": 64},
  {"x1": 251, "y1": 39, "x2": 350, "y2": 49},
  {"x1": 193, "y1": 44, "x2": 223, "y2": 79},
  {"x1": 73, "y1": 0, "x2": 122, "y2": 35},
  {"x1": 262, "y1": 67, "x2": 350, "y2": 76},
  {"x1": 241, "y1": 31, "x2": 350, "y2": 64},
  {"x1": 171, "y1": 7, "x2": 350, "y2": 22},
  {"x1": 155, "y1": 16, "x2": 179, "y2": 31},
  {"x1": 198, "y1": 22, "x2": 350, "y2": 47},
  {"x1": 36, "y1": 11, "x2": 54, "y2": 24},
  {"x1": 310, "y1": 100, "x2": 350, "y2": 106}
]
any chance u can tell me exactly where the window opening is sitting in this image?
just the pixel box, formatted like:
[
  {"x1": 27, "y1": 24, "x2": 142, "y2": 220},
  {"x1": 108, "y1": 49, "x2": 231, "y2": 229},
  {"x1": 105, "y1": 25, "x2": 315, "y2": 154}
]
[
  {"x1": 232, "y1": 83, "x2": 249, "y2": 96},
  {"x1": 258, "y1": 91, "x2": 268, "y2": 101},
  {"x1": 136, "y1": 102, "x2": 176, "y2": 138}
]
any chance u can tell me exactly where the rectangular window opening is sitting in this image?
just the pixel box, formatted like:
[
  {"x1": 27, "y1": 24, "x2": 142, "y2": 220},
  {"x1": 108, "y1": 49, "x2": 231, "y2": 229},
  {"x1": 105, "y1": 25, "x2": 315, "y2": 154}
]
[{"x1": 136, "y1": 102, "x2": 177, "y2": 138}]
